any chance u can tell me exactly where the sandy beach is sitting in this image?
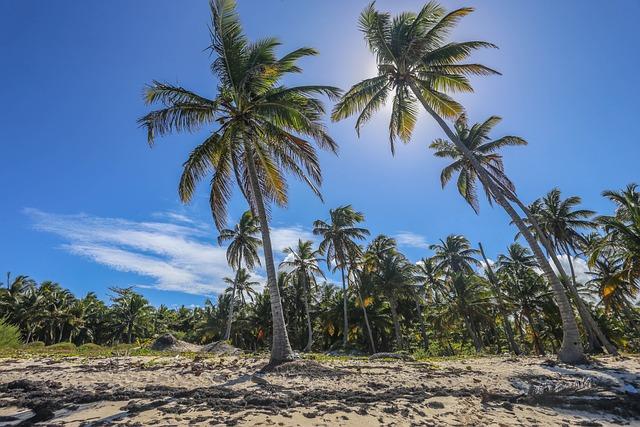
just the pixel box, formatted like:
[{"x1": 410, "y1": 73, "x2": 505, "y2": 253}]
[{"x1": 1, "y1": 354, "x2": 639, "y2": 426}]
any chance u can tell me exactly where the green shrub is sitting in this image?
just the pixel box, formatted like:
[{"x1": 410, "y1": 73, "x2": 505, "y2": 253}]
[
  {"x1": 0, "y1": 319, "x2": 22, "y2": 348},
  {"x1": 25, "y1": 341, "x2": 45, "y2": 348},
  {"x1": 78, "y1": 343, "x2": 103, "y2": 352},
  {"x1": 47, "y1": 342, "x2": 76, "y2": 352}
]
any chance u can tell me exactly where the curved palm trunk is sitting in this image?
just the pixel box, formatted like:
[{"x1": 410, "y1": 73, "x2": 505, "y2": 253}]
[
  {"x1": 497, "y1": 181, "x2": 618, "y2": 356},
  {"x1": 245, "y1": 144, "x2": 294, "y2": 363},
  {"x1": 388, "y1": 294, "x2": 403, "y2": 350},
  {"x1": 340, "y1": 266, "x2": 349, "y2": 348},
  {"x1": 479, "y1": 242, "x2": 521, "y2": 355},
  {"x1": 409, "y1": 82, "x2": 585, "y2": 363}
]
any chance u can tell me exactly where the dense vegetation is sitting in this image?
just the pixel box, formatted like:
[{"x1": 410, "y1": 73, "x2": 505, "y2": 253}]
[{"x1": 2, "y1": 185, "x2": 639, "y2": 356}]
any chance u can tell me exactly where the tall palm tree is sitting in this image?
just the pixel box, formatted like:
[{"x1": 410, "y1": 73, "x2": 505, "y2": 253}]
[
  {"x1": 313, "y1": 205, "x2": 370, "y2": 348},
  {"x1": 333, "y1": 1, "x2": 585, "y2": 363},
  {"x1": 218, "y1": 210, "x2": 262, "y2": 340},
  {"x1": 280, "y1": 239, "x2": 325, "y2": 351},
  {"x1": 139, "y1": 0, "x2": 340, "y2": 362}
]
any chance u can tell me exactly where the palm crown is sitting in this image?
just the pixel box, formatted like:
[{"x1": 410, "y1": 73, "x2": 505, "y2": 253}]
[
  {"x1": 139, "y1": 0, "x2": 341, "y2": 229},
  {"x1": 332, "y1": 2, "x2": 498, "y2": 153},
  {"x1": 430, "y1": 114, "x2": 527, "y2": 213},
  {"x1": 217, "y1": 210, "x2": 262, "y2": 270}
]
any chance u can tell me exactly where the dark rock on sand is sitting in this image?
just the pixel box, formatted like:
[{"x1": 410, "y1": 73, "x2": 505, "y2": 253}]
[
  {"x1": 151, "y1": 334, "x2": 201, "y2": 352},
  {"x1": 201, "y1": 341, "x2": 242, "y2": 356}
]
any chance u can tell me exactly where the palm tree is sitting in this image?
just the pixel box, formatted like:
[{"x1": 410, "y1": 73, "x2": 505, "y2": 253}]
[
  {"x1": 430, "y1": 115, "x2": 526, "y2": 213},
  {"x1": 430, "y1": 235, "x2": 480, "y2": 275},
  {"x1": 218, "y1": 210, "x2": 262, "y2": 340},
  {"x1": 333, "y1": 2, "x2": 585, "y2": 363},
  {"x1": 313, "y1": 205, "x2": 369, "y2": 348},
  {"x1": 586, "y1": 252, "x2": 640, "y2": 335},
  {"x1": 430, "y1": 236, "x2": 486, "y2": 351},
  {"x1": 478, "y1": 243, "x2": 520, "y2": 355},
  {"x1": 109, "y1": 287, "x2": 153, "y2": 344},
  {"x1": 596, "y1": 184, "x2": 640, "y2": 289},
  {"x1": 223, "y1": 268, "x2": 259, "y2": 344},
  {"x1": 280, "y1": 239, "x2": 325, "y2": 351},
  {"x1": 139, "y1": 0, "x2": 340, "y2": 362},
  {"x1": 530, "y1": 189, "x2": 617, "y2": 354},
  {"x1": 373, "y1": 250, "x2": 415, "y2": 349}
]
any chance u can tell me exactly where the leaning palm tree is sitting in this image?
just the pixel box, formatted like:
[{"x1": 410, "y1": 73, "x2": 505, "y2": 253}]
[
  {"x1": 139, "y1": 0, "x2": 340, "y2": 362},
  {"x1": 531, "y1": 189, "x2": 617, "y2": 354},
  {"x1": 430, "y1": 115, "x2": 597, "y2": 359},
  {"x1": 430, "y1": 115, "x2": 526, "y2": 213},
  {"x1": 313, "y1": 206, "x2": 369, "y2": 348},
  {"x1": 280, "y1": 239, "x2": 325, "y2": 351},
  {"x1": 333, "y1": 2, "x2": 585, "y2": 362},
  {"x1": 218, "y1": 210, "x2": 262, "y2": 340}
]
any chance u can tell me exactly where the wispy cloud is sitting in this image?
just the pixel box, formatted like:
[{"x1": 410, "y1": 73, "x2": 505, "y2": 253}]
[
  {"x1": 25, "y1": 208, "x2": 312, "y2": 296},
  {"x1": 394, "y1": 231, "x2": 430, "y2": 250}
]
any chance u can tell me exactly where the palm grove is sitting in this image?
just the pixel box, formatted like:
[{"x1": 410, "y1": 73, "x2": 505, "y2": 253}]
[{"x1": 2, "y1": 1, "x2": 638, "y2": 364}]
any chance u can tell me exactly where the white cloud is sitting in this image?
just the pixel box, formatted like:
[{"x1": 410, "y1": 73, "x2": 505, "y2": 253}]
[
  {"x1": 25, "y1": 208, "x2": 311, "y2": 296},
  {"x1": 550, "y1": 254, "x2": 591, "y2": 285},
  {"x1": 394, "y1": 231, "x2": 430, "y2": 250}
]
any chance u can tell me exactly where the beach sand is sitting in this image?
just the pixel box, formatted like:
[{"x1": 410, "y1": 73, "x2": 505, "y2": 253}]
[{"x1": 1, "y1": 354, "x2": 638, "y2": 426}]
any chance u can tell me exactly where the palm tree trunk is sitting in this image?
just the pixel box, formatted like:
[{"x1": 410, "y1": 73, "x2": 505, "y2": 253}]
[
  {"x1": 244, "y1": 143, "x2": 294, "y2": 363},
  {"x1": 340, "y1": 265, "x2": 349, "y2": 348},
  {"x1": 523, "y1": 309, "x2": 545, "y2": 356},
  {"x1": 388, "y1": 294, "x2": 403, "y2": 350},
  {"x1": 415, "y1": 296, "x2": 430, "y2": 352},
  {"x1": 301, "y1": 274, "x2": 313, "y2": 352},
  {"x1": 409, "y1": 81, "x2": 584, "y2": 363},
  {"x1": 224, "y1": 253, "x2": 242, "y2": 342},
  {"x1": 478, "y1": 242, "x2": 521, "y2": 355},
  {"x1": 494, "y1": 181, "x2": 618, "y2": 356},
  {"x1": 561, "y1": 242, "x2": 616, "y2": 354},
  {"x1": 464, "y1": 311, "x2": 483, "y2": 352},
  {"x1": 353, "y1": 270, "x2": 376, "y2": 354}
]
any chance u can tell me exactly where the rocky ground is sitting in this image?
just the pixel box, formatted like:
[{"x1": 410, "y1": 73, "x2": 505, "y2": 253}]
[{"x1": 0, "y1": 354, "x2": 638, "y2": 426}]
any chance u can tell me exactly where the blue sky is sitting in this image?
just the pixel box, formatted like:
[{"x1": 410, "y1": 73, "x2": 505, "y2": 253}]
[{"x1": 1, "y1": 0, "x2": 638, "y2": 307}]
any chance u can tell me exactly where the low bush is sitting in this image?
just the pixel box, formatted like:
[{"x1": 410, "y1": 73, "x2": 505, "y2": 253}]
[
  {"x1": 47, "y1": 342, "x2": 76, "y2": 352},
  {"x1": 25, "y1": 341, "x2": 46, "y2": 348},
  {"x1": 0, "y1": 319, "x2": 22, "y2": 348},
  {"x1": 78, "y1": 343, "x2": 103, "y2": 352}
]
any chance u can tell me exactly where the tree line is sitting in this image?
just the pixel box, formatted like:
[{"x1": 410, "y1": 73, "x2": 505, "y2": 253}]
[{"x1": 2, "y1": 184, "x2": 639, "y2": 357}]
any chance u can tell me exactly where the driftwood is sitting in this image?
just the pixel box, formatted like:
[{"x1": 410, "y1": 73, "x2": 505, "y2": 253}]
[{"x1": 368, "y1": 352, "x2": 415, "y2": 362}]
